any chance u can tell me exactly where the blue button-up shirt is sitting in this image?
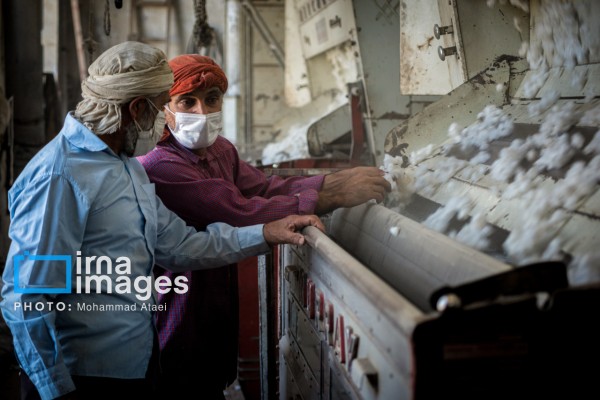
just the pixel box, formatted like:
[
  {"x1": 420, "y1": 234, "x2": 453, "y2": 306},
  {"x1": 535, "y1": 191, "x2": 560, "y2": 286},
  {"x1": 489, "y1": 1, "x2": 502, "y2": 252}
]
[{"x1": 0, "y1": 114, "x2": 270, "y2": 400}]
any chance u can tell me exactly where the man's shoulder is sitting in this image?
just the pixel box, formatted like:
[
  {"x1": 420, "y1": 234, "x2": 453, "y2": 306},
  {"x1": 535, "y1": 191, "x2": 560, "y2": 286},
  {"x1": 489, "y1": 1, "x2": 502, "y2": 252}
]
[
  {"x1": 212, "y1": 135, "x2": 236, "y2": 151},
  {"x1": 137, "y1": 144, "x2": 183, "y2": 168},
  {"x1": 13, "y1": 135, "x2": 67, "y2": 182},
  {"x1": 206, "y1": 136, "x2": 239, "y2": 160}
]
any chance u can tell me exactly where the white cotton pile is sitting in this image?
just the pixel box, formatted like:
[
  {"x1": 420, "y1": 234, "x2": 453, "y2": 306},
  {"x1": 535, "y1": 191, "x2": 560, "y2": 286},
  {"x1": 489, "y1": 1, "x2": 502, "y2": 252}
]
[
  {"x1": 520, "y1": 0, "x2": 595, "y2": 99},
  {"x1": 518, "y1": 41, "x2": 529, "y2": 58},
  {"x1": 509, "y1": 0, "x2": 529, "y2": 13},
  {"x1": 261, "y1": 124, "x2": 310, "y2": 165},
  {"x1": 430, "y1": 157, "x2": 468, "y2": 183},
  {"x1": 571, "y1": 68, "x2": 588, "y2": 91},
  {"x1": 409, "y1": 144, "x2": 434, "y2": 166},
  {"x1": 381, "y1": 154, "x2": 415, "y2": 210},
  {"x1": 576, "y1": 2, "x2": 600, "y2": 65},
  {"x1": 450, "y1": 105, "x2": 514, "y2": 151},
  {"x1": 502, "y1": 168, "x2": 543, "y2": 199},
  {"x1": 583, "y1": 130, "x2": 600, "y2": 155},
  {"x1": 397, "y1": 0, "x2": 599, "y2": 269},
  {"x1": 533, "y1": 133, "x2": 576, "y2": 171},
  {"x1": 487, "y1": 0, "x2": 528, "y2": 12},
  {"x1": 571, "y1": 133, "x2": 585, "y2": 149},
  {"x1": 519, "y1": 3, "x2": 577, "y2": 95},
  {"x1": 538, "y1": 101, "x2": 582, "y2": 137},
  {"x1": 423, "y1": 195, "x2": 473, "y2": 233},
  {"x1": 579, "y1": 103, "x2": 600, "y2": 126},
  {"x1": 568, "y1": 252, "x2": 600, "y2": 286},
  {"x1": 503, "y1": 208, "x2": 567, "y2": 264},
  {"x1": 521, "y1": 66, "x2": 549, "y2": 98},
  {"x1": 503, "y1": 155, "x2": 600, "y2": 262},
  {"x1": 469, "y1": 151, "x2": 490, "y2": 165},
  {"x1": 412, "y1": 157, "x2": 468, "y2": 197},
  {"x1": 460, "y1": 163, "x2": 488, "y2": 183},
  {"x1": 552, "y1": 157, "x2": 600, "y2": 211},
  {"x1": 541, "y1": 237, "x2": 563, "y2": 260},
  {"x1": 528, "y1": 89, "x2": 560, "y2": 116},
  {"x1": 489, "y1": 138, "x2": 530, "y2": 182},
  {"x1": 448, "y1": 212, "x2": 493, "y2": 251},
  {"x1": 413, "y1": 164, "x2": 440, "y2": 198},
  {"x1": 513, "y1": 17, "x2": 523, "y2": 34},
  {"x1": 447, "y1": 122, "x2": 463, "y2": 144},
  {"x1": 381, "y1": 154, "x2": 404, "y2": 185}
]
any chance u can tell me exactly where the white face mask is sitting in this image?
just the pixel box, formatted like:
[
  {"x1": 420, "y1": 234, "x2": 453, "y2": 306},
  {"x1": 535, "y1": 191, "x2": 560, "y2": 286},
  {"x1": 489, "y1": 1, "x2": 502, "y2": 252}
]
[
  {"x1": 133, "y1": 100, "x2": 166, "y2": 156},
  {"x1": 165, "y1": 105, "x2": 222, "y2": 149}
]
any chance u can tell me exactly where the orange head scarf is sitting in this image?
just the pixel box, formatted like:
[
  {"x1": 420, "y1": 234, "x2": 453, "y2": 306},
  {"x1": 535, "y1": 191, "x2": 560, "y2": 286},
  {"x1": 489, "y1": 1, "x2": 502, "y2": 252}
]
[
  {"x1": 160, "y1": 55, "x2": 228, "y2": 142},
  {"x1": 168, "y1": 54, "x2": 228, "y2": 97}
]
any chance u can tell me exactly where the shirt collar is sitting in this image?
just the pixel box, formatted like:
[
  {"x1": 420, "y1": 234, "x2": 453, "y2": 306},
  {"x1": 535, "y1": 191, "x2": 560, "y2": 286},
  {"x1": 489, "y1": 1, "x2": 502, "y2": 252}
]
[{"x1": 62, "y1": 112, "x2": 112, "y2": 153}]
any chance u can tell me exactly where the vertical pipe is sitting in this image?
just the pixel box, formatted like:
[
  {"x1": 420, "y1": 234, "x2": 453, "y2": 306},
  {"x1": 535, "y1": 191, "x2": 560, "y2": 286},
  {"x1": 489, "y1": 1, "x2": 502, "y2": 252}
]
[
  {"x1": 0, "y1": 2, "x2": 11, "y2": 264},
  {"x1": 58, "y1": 0, "x2": 82, "y2": 119},
  {"x1": 225, "y1": 0, "x2": 242, "y2": 97},
  {"x1": 3, "y1": 0, "x2": 45, "y2": 177},
  {"x1": 70, "y1": 0, "x2": 87, "y2": 83},
  {"x1": 223, "y1": 0, "x2": 242, "y2": 145},
  {"x1": 243, "y1": 11, "x2": 253, "y2": 151}
]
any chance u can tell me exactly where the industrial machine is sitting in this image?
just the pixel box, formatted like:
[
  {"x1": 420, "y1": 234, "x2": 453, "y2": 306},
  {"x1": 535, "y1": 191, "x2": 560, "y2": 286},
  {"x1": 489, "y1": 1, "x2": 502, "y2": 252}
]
[{"x1": 266, "y1": 0, "x2": 600, "y2": 399}]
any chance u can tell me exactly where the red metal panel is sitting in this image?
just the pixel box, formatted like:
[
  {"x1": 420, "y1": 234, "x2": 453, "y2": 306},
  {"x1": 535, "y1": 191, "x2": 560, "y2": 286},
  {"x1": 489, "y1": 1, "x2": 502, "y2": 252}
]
[{"x1": 237, "y1": 257, "x2": 260, "y2": 400}]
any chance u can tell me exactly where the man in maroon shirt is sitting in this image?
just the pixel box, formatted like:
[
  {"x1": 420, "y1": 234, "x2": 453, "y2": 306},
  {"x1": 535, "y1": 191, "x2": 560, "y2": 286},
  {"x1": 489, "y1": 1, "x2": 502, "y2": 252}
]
[{"x1": 138, "y1": 55, "x2": 390, "y2": 399}]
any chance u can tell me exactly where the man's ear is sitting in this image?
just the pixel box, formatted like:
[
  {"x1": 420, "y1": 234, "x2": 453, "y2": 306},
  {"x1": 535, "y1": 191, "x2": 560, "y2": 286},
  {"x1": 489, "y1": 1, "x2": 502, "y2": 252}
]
[{"x1": 128, "y1": 97, "x2": 147, "y2": 120}]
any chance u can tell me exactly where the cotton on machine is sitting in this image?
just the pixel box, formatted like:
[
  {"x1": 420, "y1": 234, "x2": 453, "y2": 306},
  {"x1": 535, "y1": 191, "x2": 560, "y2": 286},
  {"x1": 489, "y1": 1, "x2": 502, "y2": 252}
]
[{"x1": 255, "y1": 1, "x2": 600, "y2": 399}]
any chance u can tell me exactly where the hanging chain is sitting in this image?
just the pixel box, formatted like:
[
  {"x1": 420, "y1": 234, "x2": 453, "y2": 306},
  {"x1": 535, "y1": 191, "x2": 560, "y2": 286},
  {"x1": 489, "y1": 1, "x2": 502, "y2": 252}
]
[
  {"x1": 84, "y1": 2, "x2": 98, "y2": 62},
  {"x1": 104, "y1": 0, "x2": 111, "y2": 36},
  {"x1": 192, "y1": 0, "x2": 215, "y2": 50}
]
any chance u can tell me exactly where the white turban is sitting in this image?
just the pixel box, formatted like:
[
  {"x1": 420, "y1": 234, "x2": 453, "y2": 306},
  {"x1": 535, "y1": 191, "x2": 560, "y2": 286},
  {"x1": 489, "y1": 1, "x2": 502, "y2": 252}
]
[{"x1": 74, "y1": 41, "x2": 174, "y2": 135}]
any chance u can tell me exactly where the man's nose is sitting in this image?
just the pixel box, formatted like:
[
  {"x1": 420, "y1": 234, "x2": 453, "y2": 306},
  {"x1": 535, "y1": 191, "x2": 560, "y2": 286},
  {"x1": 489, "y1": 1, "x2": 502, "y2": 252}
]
[{"x1": 192, "y1": 102, "x2": 209, "y2": 115}]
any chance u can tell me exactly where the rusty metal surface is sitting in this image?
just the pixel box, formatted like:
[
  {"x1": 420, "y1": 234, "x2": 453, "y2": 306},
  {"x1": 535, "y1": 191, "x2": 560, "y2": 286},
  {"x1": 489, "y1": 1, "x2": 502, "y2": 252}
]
[{"x1": 400, "y1": 0, "x2": 453, "y2": 95}]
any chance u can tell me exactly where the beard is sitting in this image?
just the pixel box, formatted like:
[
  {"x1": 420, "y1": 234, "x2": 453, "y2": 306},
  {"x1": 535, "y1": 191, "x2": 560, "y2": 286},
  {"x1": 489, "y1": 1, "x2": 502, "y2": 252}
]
[
  {"x1": 123, "y1": 122, "x2": 139, "y2": 157},
  {"x1": 123, "y1": 109, "x2": 156, "y2": 157}
]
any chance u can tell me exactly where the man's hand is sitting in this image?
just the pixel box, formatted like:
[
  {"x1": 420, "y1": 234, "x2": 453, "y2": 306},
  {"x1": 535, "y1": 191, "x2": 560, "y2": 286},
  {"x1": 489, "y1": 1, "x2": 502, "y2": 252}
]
[
  {"x1": 315, "y1": 166, "x2": 392, "y2": 215},
  {"x1": 263, "y1": 215, "x2": 325, "y2": 246}
]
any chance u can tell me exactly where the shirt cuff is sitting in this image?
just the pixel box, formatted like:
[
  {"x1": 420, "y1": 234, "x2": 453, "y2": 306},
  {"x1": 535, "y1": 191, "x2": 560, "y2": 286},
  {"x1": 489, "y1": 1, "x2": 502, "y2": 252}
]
[
  {"x1": 295, "y1": 188, "x2": 320, "y2": 215},
  {"x1": 237, "y1": 224, "x2": 271, "y2": 256},
  {"x1": 28, "y1": 363, "x2": 76, "y2": 400}
]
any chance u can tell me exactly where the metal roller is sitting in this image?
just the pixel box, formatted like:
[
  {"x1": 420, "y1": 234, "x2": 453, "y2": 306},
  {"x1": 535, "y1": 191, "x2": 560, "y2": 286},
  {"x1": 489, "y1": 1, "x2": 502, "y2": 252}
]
[{"x1": 328, "y1": 202, "x2": 512, "y2": 311}]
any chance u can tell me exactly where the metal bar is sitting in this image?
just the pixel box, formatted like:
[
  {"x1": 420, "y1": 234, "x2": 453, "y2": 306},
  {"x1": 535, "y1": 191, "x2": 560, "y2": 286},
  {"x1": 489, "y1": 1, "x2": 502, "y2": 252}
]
[
  {"x1": 302, "y1": 225, "x2": 423, "y2": 336},
  {"x1": 243, "y1": 12, "x2": 253, "y2": 148},
  {"x1": 240, "y1": 0, "x2": 285, "y2": 68},
  {"x1": 257, "y1": 253, "x2": 276, "y2": 400},
  {"x1": 329, "y1": 203, "x2": 512, "y2": 312},
  {"x1": 70, "y1": 0, "x2": 87, "y2": 82},
  {"x1": 262, "y1": 168, "x2": 343, "y2": 177},
  {"x1": 349, "y1": 85, "x2": 367, "y2": 165}
]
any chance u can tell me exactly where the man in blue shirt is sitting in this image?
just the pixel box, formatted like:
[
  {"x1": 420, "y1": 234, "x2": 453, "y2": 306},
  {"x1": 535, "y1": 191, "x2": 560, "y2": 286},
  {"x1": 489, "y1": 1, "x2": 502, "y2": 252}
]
[{"x1": 0, "y1": 41, "x2": 323, "y2": 400}]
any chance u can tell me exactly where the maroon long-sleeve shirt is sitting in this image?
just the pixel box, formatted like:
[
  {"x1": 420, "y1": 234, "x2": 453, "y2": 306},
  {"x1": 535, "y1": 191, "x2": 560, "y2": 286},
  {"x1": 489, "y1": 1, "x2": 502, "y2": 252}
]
[{"x1": 137, "y1": 134, "x2": 324, "y2": 390}]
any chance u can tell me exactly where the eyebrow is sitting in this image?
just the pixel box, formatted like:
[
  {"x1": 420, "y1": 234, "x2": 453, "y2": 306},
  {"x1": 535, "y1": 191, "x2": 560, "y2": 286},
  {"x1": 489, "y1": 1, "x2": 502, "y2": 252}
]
[
  {"x1": 205, "y1": 88, "x2": 224, "y2": 96},
  {"x1": 175, "y1": 87, "x2": 223, "y2": 100}
]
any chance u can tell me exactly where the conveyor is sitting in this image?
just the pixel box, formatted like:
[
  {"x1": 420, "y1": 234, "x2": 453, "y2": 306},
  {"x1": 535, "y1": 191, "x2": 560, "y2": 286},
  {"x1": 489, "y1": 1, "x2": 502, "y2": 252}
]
[
  {"x1": 271, "y1": 0, "x2": 600, "y2": 399},
  {"x1": 278, "y1": 205, "x2": 598, "y2": 399}
]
